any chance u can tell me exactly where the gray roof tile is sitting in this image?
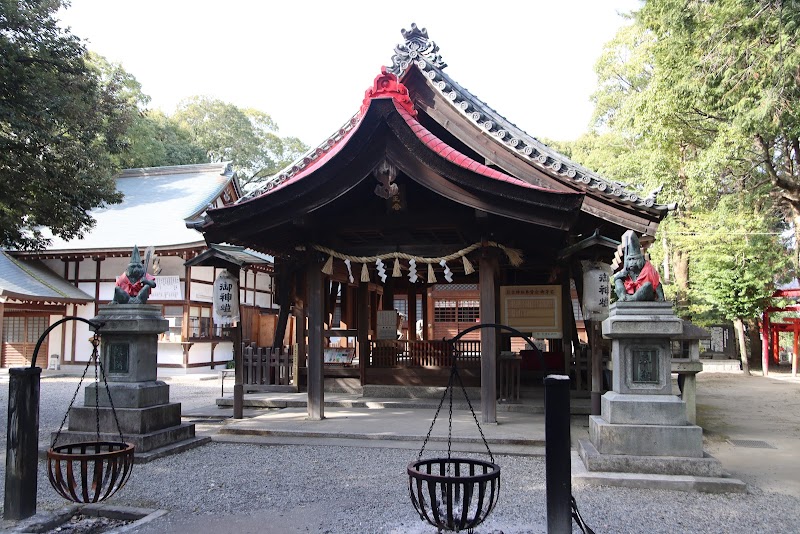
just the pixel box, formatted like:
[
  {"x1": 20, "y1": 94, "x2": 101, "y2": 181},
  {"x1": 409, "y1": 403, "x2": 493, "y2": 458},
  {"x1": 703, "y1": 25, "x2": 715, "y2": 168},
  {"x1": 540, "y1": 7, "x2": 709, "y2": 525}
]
[
  {"x1": 0, "y1": 251, "x2": 92, "y2": 303},
  {"x1": 47, "y1": 162, "x2": 235, "y2": 250}
]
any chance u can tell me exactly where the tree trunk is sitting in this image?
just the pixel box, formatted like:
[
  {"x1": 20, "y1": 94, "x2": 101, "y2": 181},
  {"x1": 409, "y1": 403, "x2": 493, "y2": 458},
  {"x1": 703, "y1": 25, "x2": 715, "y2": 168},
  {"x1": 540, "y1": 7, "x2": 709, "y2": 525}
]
[
  {"x1": 673, "y1": 249, "x2": 690, "y2": 307},
  {"x1": 733, "y1": 317, "x2": 751, "y2": 376},
  {"x1": 792, "y1": 206, "x2": 800, "y2": 271},
  {"x1": 747, "y1": 318, "x2": 762, "y2": 367}
]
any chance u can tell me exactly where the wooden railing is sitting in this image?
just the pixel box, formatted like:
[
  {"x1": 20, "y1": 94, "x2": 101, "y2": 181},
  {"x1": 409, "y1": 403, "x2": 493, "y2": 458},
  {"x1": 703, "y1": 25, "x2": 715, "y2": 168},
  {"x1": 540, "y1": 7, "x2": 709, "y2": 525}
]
[
  {"x1": 242, "y1": 343, "x2": 293, "y2": 386},
  {"x1": 368, "y1": 340, "x2": 481, "y2": 368}
]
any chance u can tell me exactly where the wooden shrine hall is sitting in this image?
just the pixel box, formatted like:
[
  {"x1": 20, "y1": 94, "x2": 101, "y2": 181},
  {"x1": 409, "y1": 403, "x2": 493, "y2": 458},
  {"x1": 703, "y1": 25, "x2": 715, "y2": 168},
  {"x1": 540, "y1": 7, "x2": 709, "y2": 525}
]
[{"x1": 191, "y1": 24, "x2": 672, "y2": 422}]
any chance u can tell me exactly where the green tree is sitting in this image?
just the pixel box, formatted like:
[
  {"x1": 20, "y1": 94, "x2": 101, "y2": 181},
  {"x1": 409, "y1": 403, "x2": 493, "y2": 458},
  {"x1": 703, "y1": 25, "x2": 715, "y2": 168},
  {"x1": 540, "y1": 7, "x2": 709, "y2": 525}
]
[
  {"x1": 117, "y1": 110, "x2": 206, "y2": 169},
  {"x1": 639, "y1": 0, "x2": 800, "y2": 264},
  {"x1": 1, "y1": 0, "x2": 126, "y2": 249},
  {"x1": 684, "y1": 195, "x2": 790, "y2": 374},
  {"x1": 173, "y1": 96, "x2": 307, "y2": 187}
]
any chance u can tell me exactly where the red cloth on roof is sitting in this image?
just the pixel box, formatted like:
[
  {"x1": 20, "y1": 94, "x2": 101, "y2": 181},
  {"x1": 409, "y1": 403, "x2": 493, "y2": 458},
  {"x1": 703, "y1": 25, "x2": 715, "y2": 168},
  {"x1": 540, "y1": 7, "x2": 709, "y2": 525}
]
[{"x1": 623, "y1": 261, "x2": 661, "y2": 294}]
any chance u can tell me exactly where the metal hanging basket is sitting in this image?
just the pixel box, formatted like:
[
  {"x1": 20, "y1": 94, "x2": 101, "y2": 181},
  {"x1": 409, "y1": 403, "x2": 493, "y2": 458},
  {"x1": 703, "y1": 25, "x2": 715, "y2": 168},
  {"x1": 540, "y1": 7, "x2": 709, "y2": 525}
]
[
  {"x1": 44, "y1": 326, "x2": 135, "y2": 504},
  {"x1": 407, "y1": 333, "x2": 502, "y2": 533},
  {"x1": 47, "y1": 441, "x2": 134, "y2": 503},
  {"x1": 408, "y1": 456, "x2": 500, "y2": 532}
]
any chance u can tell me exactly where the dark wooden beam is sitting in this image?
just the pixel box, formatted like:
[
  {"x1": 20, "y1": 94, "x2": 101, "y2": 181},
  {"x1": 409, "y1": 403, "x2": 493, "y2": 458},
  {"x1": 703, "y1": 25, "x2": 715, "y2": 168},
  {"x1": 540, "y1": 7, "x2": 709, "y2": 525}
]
[
  {"x1": 480, "y1": 251, "x2": 499, "y2": 423},
  {"x1": 357, "y1": 281, "x2": 370, "y2": 386},
  {"x1": 306, "y1": 259, "x2": 324, "y2": 420}
]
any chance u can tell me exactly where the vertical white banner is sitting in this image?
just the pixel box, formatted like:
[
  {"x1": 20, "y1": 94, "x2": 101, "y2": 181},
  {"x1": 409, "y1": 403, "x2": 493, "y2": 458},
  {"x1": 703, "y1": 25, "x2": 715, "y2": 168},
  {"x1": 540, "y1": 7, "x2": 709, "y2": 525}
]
[{"x1": 213, "y1": 270, "x2": 240, "y2": 326}]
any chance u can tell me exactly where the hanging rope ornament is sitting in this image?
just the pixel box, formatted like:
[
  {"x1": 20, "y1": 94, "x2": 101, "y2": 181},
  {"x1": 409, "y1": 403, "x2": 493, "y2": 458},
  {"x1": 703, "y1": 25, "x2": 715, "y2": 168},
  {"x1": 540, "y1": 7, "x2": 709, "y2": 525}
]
[
  {"x1": 462, "y1": 255, "x2": 475, "y2": 275},
  {"x1": 321, "y1": 255, "x2": 334, "y2": 275},
  {"x1": 409, "y1": 259, "x2": 418, "y2": 283},
  {"x1": 344, "y1": 259, "x2": 354, "y2": 283},
  {"x1": 312, "y1": 241, "x2": 523, "y2": 284},
  {"x1": 376, "y1": 258, "x2": 387, "y2": 282},
  {"x1": 440, "y1": 259, "x2": 453, "y2": 282}
]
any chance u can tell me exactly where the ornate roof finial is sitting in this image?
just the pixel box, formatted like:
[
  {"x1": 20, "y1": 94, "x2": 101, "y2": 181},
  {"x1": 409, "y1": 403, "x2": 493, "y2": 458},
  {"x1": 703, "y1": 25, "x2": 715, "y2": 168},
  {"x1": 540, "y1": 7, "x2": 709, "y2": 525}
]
[
  {"x1": 388, "y1": 23, "x2": 447, "y2": 76},
  {"x1": 360, "y1": 66, "x2": 417, "y2": 118}
]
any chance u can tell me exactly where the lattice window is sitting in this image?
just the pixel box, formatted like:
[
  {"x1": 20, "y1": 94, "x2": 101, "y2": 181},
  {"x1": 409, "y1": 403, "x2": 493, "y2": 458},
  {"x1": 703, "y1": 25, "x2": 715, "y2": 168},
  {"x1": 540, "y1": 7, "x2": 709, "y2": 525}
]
[
  {"x1": 457, "y1": 300, "x2": 480, "y2": 322},
  {"x1": 2, "y1": 317, "x2": 24, "y2": 343},
  {"x1": 26, "y1": 316, "x2": 47, "y2": 343},
  {"x1": 434, "y1": 300, "x2": 457, "y2": 322}
]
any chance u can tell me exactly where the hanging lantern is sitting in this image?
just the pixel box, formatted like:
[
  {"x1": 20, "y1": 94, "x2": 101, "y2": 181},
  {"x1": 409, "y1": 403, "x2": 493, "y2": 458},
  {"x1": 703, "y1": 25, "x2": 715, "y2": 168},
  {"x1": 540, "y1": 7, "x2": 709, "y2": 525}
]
[
  {"x1": 213, "y1": 269, "x2": 240, "y2": 326},
  {"x1": 581, "y1": 261, "x2": 611, "y2": 322}
]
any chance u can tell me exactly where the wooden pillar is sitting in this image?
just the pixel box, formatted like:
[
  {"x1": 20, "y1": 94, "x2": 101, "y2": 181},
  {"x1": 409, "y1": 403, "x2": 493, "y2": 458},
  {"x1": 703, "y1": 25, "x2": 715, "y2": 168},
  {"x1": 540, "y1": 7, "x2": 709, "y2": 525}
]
[
  {"x1": 70, "y1": 260, "x2": 79, "y2": 362},
  {"x1": 370, "y1": 290, "x2": 378, "y2": 336},
  {"x1": 94, "y1": 257, "x2": 101, "y2": 315},
  {"x1": 408, "y1": 288, "x2": 417, "y2": 340},
  {"x1": 773, "y1": 328, "x2": 780, "y2": 366},
  {"x1": 307, "y1": 260, "x2": 324, "y2": 420},
  {"x1": 590, "y1": 321, "x2": 602, "y2": 416},
  {"x1": 561, "y1": 276, "x2": 575, "y2": 388},
  {"x1": 230, "y1": 265, "x2": 243, "y2": 419},
  {"x1": 480, "y1": 253, "x2": 498, "y2": 424},
  {"x1": 357, "y1": 281, "x2": 370, "y2": 386},
  {"x1": 273, "y1": 265, "x2": 292, "y2": 349},
  {"x1": 423, "y1": 287, "x2": 432, "y2": 340},
  {"x1": 761, "y1": 312, "x2": 770, "y2": 376},
  {"x1": 293, "y1": 299, "x2": 306, "y2": 391},
  {"x1": 383, "y1": 279, "x2": 394, "y2": 310},
  {"x1": 793, "y1": 322, "x2": 799, "y2": 378}
]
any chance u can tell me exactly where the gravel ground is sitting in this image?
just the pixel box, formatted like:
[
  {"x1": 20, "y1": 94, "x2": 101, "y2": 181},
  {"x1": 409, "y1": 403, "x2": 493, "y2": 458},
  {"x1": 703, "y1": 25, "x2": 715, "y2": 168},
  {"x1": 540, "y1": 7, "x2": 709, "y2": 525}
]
[{"x1": 2, "y1": 375, "x2": 800, "y2": 533}]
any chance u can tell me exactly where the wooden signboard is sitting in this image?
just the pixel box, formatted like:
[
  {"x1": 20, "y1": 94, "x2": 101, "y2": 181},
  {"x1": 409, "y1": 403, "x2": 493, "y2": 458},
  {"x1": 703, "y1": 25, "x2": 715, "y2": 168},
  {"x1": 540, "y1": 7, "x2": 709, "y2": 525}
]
[
  {"x1": 500, "y1": 285, "x2": 562, "y2": 339},
  {"x1": 255, "y1": 313, "x2": 295, "y2": 348},
  {"x1": 377, "y1": 310, "x2": 400, "y2": 340}
]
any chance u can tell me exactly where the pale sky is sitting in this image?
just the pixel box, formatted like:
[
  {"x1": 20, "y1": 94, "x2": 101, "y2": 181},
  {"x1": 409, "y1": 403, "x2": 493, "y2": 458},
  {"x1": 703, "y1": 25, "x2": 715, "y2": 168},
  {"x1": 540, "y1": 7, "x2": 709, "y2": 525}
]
[{"x1": 57, "y1": 0, "x2": 641, "y2": 146}]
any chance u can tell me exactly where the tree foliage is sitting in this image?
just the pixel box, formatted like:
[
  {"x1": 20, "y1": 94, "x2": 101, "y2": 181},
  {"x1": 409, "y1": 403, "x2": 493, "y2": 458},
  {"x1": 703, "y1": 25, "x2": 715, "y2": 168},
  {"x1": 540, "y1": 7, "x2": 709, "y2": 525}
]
[
  {"x1": 171, "y1": 96, "x2": 307, "y2": 187},
  {"x1": 116, "y1": 110, "x2": 207, "y2": 169},
  {"x1": 639, "y1": 0, "x2": 800, "y2": 256},
  {"x1": 683, "y1": 195, "x2": 790, "y2": 322},
  {"x1": 0, "y1": 0, "x2": 127, "y2": 249},
  {"x1": 557, "y1": 1, "x2": 797, "y2": 335}
]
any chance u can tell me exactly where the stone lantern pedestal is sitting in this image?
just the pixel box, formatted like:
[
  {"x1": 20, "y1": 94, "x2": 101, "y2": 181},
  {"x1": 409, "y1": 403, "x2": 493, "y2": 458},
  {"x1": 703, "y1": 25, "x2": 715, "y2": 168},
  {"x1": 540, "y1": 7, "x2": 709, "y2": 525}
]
[
  {"x1": 52, "y1": 305, "x2": 209, "y2": 462},
  {"x1": 574, "y1": 301, "x2": 744, "y2": 492}
]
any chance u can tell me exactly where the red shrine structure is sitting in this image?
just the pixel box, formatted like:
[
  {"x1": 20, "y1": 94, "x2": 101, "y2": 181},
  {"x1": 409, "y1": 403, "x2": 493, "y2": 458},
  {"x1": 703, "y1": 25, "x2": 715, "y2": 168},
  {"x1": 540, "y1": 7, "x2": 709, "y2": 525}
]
[
  {"x1": 191, "y1": 24, "x2": 673, "y2": 421},
  {"x1": 761, "y1": 281, "x2": 800, "y2": 377}
]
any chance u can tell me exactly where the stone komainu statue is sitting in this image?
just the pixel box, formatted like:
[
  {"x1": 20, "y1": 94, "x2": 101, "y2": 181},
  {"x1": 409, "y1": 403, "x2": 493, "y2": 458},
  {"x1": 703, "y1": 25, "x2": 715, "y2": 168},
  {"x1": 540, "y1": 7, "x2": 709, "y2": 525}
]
[
  {"x1": 112, "y1": 245, "x2": 156, "y2": 304},
  {"x1": 612, "y1": 230, "x2": 665, "y2": 302}
]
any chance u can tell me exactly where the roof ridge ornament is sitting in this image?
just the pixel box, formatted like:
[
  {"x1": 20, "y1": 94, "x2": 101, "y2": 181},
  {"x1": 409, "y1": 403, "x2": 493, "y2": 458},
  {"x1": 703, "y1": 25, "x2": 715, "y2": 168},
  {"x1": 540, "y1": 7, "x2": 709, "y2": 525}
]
[
  {"x1": 389, "y1": 23, "x2": 446, "y2": 75},
  {"x1": 360, "y1": 67, "x2": 417, "y2": 118}
]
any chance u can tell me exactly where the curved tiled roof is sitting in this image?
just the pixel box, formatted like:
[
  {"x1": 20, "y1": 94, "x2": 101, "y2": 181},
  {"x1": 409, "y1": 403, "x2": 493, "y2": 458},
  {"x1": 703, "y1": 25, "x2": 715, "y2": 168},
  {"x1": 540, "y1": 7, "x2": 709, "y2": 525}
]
[
  {"x1": 242, "y1": 72, "x2": 578, "y2": 202},
  {"x1": 0, "y1": 251, "x2": 93, "y2": 303},
  {"x1": 244, "y1": 24, "x2": 672, "y2": 216},
  {"x1": 387, "y1": 25, "x2": 671, "y2": 214},
  {"x1": 46, "y1": 162, "x2": 235, "y2": 250}
]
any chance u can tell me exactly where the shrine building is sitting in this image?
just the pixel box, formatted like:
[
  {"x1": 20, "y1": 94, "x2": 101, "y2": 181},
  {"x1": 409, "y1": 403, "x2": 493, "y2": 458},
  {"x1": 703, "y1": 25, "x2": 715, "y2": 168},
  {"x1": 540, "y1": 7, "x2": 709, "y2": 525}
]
[
  {"x1": 194, "y1": 24, "x2": 674, "y2": 420},
  {"x1": 1, "y1": 163, "x2": 275, "y2": 370}
]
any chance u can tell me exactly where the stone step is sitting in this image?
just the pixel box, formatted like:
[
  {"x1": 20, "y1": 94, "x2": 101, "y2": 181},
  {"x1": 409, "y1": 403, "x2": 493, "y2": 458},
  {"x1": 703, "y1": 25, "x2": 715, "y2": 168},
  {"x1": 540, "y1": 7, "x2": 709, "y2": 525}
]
[
  {"x1": 52, "y1": 423, "x2": 197, "y2": 454},
  {"x1": 572, "y1": 452, "x2": 746, "y2": 493},
  {"x1": 66, "y1": 403, "x2": 181, "y2": 434}
]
